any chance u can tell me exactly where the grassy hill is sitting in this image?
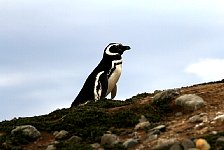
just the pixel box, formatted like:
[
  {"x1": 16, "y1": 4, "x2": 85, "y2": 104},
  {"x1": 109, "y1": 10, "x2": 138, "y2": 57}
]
[{"x1": 0, "y1": 80, "x2": 224, "y2": 149}]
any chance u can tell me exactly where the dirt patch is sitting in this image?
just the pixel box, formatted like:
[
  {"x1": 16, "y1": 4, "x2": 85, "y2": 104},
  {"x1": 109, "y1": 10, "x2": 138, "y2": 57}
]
[{"x1": 24, "y1": 132, "x2": 55, "y2": 150}]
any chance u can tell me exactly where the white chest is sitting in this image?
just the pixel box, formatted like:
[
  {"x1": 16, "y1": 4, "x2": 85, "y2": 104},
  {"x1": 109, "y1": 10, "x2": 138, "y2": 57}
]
[{"x1": 107, "y1": 60, "x2": 122, "y2": 95}]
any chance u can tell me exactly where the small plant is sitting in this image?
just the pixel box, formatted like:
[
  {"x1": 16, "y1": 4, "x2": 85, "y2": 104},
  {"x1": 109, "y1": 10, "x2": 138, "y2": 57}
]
[{"x1": 126, "y1": 92, "x2": 151, "y2": 102}]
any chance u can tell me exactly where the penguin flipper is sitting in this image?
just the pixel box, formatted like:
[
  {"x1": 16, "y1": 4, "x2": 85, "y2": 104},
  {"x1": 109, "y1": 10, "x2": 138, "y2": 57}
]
[
  {"x1": 111, "y1": 84, "x2": 117, "y2": 99},
  {"x1": 97, "y1": 71, "x2": 108, "y2": 100}
]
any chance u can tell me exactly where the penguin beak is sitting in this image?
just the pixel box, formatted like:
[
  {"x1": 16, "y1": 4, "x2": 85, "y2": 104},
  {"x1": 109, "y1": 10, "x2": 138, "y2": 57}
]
[{"x1": 122, "y1": 45, "x2": 131, "y2": 51}]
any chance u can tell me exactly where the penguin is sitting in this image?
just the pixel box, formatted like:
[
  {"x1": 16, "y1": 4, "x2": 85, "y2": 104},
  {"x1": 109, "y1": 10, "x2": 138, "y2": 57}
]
[{"x1": 71, "y1": 43, "x2": 130, "y2": 107}]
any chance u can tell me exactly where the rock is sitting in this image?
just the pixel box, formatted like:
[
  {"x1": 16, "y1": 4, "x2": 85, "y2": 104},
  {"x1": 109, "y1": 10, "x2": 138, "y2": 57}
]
[
  {"x1": 195, "y1": 138, "x2": 210, "y2": 150},
  {"x1": 188, "y1": 113, "x2": 208, "y2": 123},
  {"x1": 215, "y1": 136, "x2": 224, "y2": 150},
  {"x1": 196, "y1": 127, "x2": 209, "y2": 135},
  {"x1": 211, "y1": 131, "x2": 218, "y2": 135},
  {"x1": 123, "y1": 138, "x2": 138, "y2": 148},
  {"x1": 152, "y1": 125, "x2": 166, "y2": 132},
  {"x1": 169, "y1": 142, "x2": 182, "y2": 150},
  {"x1": 175, "y1": 112, "x2": 183, "y2": 117},
  {"x1": 146, "y1": 125, "x2": 165, "y2": 142},
  {"x1": 149, "y1": 129, "x2": 161, "y2": 135},
  {"x1": 105, "y1": 131, "x2": 112, "y2": 134},
  {"x1": 152, "y1": 89, "x2": 180, "y2": 112},
  {"x1": 214, "y1": 114, "x2": 224, "y2": 122},
  {"x1": 135, "y1": 121, "x2": 150, "y2": 130},
  {"x1": 46, "y1": 144, "x2": 56, "y2": 150},
  {"x1": 132, "y1": 131, "x2": 140, "y2": 139},
  {"x1": 67, "y1": 135, "x2": 82, "y2": 143},
  {"x1": 169, "y1": 139, "x2": 195, "y2": 150},
  {"x1": 54, "y1": 130, "x2": 69, "y2": 140},
  {"x1": 138, "y1": 144, "x2": 146, "y2": 149},
  {"x1": 175, "y1": 94, "x2": 205, "y2": 111},
  {"x1": 11, "y1": 125, "x2": 41, "y2": 140},
  {"x1": 101, "y1": 133, "x2": 120, "y2": 146},
  {"x1": 152, "y1": 138, "x2": 177, "y2": 150},
  {"x1": 153, "y1": 89, "x2": 180, "y2": 103},
  {"x1": 181, "y1": 138, "x2": 195, "y2": 149},
  {"x1": 53, "y1": 131, "x2": 59, "y2": 136},
  {"x1": 195, "y1": 123, "x2": 205, "y2": 130},
  {"x1": 139, "y1": 115, "x2": 148, "y2": 123},
  {"x1": 189, "y1": 115, "x2": 202, "y2": 123},
  {"x1": 200, "y1": 116, "x2": 208, "y2": 123},
  {"x1": 45, "y1": 141, "x2": 59, "y2": 150},
  {"x1": 216, "y1": 112, "x2": 224, "y2": 115},
  {"x1": 91, "y1": 143, "x2": 101, "y2": 149},
  {"x1": 147, "y1": 129, "x2": 161, "y2": 141},
  {"x1": 2, "y1": 141, "x2": 14, "y2": 150},
  {"x1": 147, "y1": 134, "x2": 158, "y2": 141}
]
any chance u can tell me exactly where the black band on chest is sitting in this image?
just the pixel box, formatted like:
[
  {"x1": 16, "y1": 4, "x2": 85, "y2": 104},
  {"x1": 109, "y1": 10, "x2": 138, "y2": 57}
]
[{"x1": 108, "y1": 62, "x2": 122, "y2": 77}]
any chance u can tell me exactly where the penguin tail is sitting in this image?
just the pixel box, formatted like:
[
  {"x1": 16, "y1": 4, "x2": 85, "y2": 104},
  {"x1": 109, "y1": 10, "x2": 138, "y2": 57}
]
[
  {"x1": 71, "y1": 99, "x2": 79, "y2": 107},
  {"x1": 71, "y1": 93, "x2": 90, "y2": 107}
]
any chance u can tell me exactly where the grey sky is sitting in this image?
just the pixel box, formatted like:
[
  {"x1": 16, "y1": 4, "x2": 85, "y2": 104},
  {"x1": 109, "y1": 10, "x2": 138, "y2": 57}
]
[{"x1": 1, "y1": 0, "x2": 224, "y2": 121}]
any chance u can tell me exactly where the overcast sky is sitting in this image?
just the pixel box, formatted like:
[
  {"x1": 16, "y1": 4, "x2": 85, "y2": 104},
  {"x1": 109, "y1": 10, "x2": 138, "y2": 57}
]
[{"x1": 1, "y1": 0, "x2": 224, "y2": 121}]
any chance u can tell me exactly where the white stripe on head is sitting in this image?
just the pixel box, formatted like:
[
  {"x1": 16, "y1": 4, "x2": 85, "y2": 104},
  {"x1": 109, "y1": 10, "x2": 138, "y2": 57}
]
[
  {"x1": 105, "y1": 43, "x2": 120, "y2": 56},
  {"x1": 94, "y1": 71, "x2": 104, "y2": 100}
]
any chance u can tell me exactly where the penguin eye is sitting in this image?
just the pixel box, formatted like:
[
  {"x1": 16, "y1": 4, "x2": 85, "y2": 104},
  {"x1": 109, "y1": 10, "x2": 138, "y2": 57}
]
[
  {"x1": 117, "y1": 44, "x2": 122, "y2": 47},
  {"x1": 116, "y1": 44, "x2": 123, "y2": 49}
]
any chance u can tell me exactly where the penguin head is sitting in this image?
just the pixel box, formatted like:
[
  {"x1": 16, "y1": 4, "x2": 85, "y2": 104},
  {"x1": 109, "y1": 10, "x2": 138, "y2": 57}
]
[{"x1": 104, "y1": 43, "x2": 130, "y2": 56}]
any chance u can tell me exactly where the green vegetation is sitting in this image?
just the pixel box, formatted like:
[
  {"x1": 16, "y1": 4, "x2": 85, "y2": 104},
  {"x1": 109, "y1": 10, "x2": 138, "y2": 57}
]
[
  {"x1": 126, "y1": 92, "x2": 151, "y2": 102},
  {"x1": 56, "y1": 141, "x2": 93, "y2": 150},
  {"x1": 0, "y1": 93, "x2": 173, "y2": 149}
]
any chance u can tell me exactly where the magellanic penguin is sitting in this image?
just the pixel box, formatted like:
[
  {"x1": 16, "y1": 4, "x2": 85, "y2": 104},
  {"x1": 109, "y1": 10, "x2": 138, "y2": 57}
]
[{"x1": 71, "y1": 43, "x2": 130, "y2": 107}]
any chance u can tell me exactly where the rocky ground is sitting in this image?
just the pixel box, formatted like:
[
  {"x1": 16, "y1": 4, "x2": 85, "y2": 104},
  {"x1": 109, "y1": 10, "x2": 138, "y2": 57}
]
[{"x1": 0, "y1": 80, "x2": 224, "y2": 150}]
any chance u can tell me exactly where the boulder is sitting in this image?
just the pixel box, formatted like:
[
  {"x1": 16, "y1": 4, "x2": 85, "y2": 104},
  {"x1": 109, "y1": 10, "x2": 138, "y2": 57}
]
[
  {"x1": 67, "y1": 135, "x2": 82, "y2": 143},
  {"x1": 11, "y1": 125, "x2": 41, "y2": 141},
  {"x1": 152, "y1": 138, "x2": 177, "y2": 150},
  {"x1": 123, "y1": 138, "x2": 138, "y2": 148},
  {"x1": 175, "y1": 94, "x2": 205, "y2": 111},
  {"x1": 181, "y1": 138, "x2": 195, "y2": 149},
  {"x1": 139, "y1": 115, "x2": 148, "y2": 123},
  {"x1": 91, "y1": 143, "x2": 101, "y2": 149},
  {"x1": 169, "y1": 142, "x2": 182, "y2": 150},
  {"x1": 152, "y1": 89, "x2": 180, "y2": 112},
  {"x1": 101, "y1": 133, "x2": 119, "y2": 146},
  {"x1": 53, "y1": 130, "x2": 69, "y2": 140},
  {"x1": 135, "y1": 121, "x2": 150, "y2": 130},
  {"x1": 215, "y1": 136, "x2": 224, "y2": 150},
  {"x1": 147, "y1": 129, "x2": 161, "y2": 141},
  {"x1": 153, "y1": 89, "x2": 180, "y2": 103},
  {"x1": 45, "y1": 144, "x2": 56, "y2": 150},
  {"x1": 188, "y1": 113, "x2": 208, "y2": 123}
]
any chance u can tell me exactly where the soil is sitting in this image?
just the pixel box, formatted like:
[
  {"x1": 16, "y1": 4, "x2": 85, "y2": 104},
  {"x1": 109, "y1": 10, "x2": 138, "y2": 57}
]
[{"x1": 134, "y1": 81, "x2": 224, "y2": 149}]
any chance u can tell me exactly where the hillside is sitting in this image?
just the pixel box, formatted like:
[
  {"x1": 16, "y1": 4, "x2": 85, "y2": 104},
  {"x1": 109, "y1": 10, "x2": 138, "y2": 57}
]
[{"x1": 0, "y1": 80, "x2": 224, "y2": 150}]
